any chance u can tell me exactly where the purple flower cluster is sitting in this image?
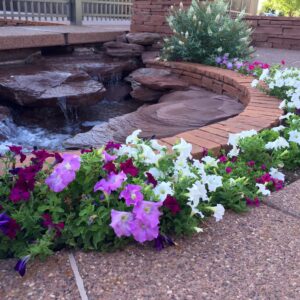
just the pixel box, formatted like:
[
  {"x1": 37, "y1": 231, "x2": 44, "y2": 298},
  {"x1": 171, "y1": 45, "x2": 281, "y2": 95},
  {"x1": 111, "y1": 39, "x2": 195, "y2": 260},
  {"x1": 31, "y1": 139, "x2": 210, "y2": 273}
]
[
  {"x1": 215, "y1": 54, "x2": 243, "y2": 70},
  {"x1": 110, "y1": 183, "x2": 163, "y2": 243},
  {"x1": 45, "y1": 154, "x2": 81, "y2": 192},
  {"x1": 256, "y1": 173, "x2": 284, "y2": 192}
]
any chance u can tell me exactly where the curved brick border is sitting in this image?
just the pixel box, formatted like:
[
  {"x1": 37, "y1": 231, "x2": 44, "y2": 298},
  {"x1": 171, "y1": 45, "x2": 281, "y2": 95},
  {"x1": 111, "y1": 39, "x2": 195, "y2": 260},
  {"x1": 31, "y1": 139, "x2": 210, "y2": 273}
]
[{"x1": 146, "y1": 60, "x2": 283, "y2": 158}]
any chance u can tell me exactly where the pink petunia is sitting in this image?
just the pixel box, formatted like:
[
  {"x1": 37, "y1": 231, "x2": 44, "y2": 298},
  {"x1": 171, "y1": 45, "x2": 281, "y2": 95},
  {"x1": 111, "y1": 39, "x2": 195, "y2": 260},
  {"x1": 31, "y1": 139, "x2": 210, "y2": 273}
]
[{"x1": 133, "y1": 200, "x2": 162, "y2": 228}]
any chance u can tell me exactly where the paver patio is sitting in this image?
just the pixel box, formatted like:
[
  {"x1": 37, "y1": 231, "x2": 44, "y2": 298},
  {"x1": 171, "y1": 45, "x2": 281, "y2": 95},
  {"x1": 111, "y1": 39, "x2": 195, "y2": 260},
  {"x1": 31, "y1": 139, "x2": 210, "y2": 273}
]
[{"x1": 1, "y1": 180, "x2": 299, "y2": 300}]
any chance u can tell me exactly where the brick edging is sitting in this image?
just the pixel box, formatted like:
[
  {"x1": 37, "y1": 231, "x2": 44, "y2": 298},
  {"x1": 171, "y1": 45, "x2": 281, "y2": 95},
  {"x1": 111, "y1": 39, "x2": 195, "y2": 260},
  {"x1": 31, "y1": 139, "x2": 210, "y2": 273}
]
[{"x1": 146, "y1": 60, "x2": 283, "y2": 158}]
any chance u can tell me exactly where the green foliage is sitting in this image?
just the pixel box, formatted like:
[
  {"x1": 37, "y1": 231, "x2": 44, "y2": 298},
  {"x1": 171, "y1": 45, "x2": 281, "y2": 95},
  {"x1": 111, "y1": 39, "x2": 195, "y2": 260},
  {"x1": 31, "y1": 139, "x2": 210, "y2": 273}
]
[
  {"x1": 161, "y1": 0, "x2": 253, "y2": 64},
  {"x1": 261, "y1": 0, "x2": 300, "y2": 17}
]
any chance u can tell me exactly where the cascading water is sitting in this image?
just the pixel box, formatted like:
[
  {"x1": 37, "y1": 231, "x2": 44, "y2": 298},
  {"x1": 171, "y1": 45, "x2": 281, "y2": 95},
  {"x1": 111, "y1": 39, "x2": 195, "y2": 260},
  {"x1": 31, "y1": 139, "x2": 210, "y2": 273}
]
[{"x1": 0, "y1": 117, "x2": 71, "y2": 153}]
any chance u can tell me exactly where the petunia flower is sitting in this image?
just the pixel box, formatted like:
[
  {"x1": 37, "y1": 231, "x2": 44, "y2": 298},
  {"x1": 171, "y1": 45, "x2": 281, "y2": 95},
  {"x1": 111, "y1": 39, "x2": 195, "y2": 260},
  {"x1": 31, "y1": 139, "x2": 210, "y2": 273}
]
[
  {"x1": 102, "y1": 150, "x2": 117, "y2": 163},
  {"x1": 103, "y1": 161, "x2": 117, "y2": 174},
  {"x1": 130, "y1": 219, "x2": 159, "y2": 243},
  {"x1": 256, "y1": 183, "x2": 271, "y2": 196},
  {"x1": 225, "y1": 167, "x2": 232, "y2": 174},
  {"x1": 119, "y1": 184, "x2": 144, "y2": 207},
  {"x1": 163, "y1": 195, "x2": 181, "y2": 215},
  {"x1": 120, "y1": 159, "x2": 139, "y2": 177},
  {"x1": 94, "y1": 171, "x2": 127, "y2": 195},
  {"x1": 14, "y1": 255, "x2": 31, "y2": 277},
  {"x1": 210, "y1": 204, "x2": 225, "y2": 222},
  {"x1": 145, "y1": 172, "x2": 158, "y2": 187},
  {"x1": 110, "y1": 210, "x2": 133, "y2": 237},
  {"x1": 153, "y1": 182, "x2": 174, "y2": 201},
  {"x1": 154, "y1": 234, "x2": 175, "y2": 251},
  {"x1": 133, "y1": 200, "x2": 162, "y2": 228},
  {"x1": 105, "y1": 141, "x2": 121, "y2": 151}
]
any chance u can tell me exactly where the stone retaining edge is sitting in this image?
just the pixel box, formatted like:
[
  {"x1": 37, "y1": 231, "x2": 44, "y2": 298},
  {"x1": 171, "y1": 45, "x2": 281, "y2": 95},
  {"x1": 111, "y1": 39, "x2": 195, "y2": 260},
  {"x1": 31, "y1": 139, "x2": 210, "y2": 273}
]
[{"x1": 146, "y1": 60, "x2": 283, "y2": 158}]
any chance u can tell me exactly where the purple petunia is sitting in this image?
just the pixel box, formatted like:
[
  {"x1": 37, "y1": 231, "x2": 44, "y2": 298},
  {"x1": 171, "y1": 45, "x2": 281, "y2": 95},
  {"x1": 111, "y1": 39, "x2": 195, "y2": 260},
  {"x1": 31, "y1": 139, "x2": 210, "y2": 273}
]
[
  {"x1": 119, "y1": 184, "x2": 144, "y2": 207},
  {"x1": 110, "y1": 210, "x2": 134, "y2": 237},
  {"x1": 133, "y1": 200, "x2": 162, "y2": 228},
  {"x1": 45, "y1": 154, "x2": 81, "y2": 193},
  {"x1": 94, "y1": 171, "x2": 127, "y2": 195},
  {"x1": 102, "y1": 150, "x2": 117, "y2": 163},
  {"x1": 129, "y1": 219, "x2": 159, "y2": 243},
  {"x1": 14, "y1": 255, "x2": 30, "y2": 277}
]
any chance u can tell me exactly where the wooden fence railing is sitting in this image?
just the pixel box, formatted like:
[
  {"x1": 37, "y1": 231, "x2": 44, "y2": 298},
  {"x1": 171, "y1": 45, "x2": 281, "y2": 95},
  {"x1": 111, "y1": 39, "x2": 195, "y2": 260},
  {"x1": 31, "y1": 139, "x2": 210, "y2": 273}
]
[{"x1": 0, "y1": 0, "x2": 133, "y2": 24}]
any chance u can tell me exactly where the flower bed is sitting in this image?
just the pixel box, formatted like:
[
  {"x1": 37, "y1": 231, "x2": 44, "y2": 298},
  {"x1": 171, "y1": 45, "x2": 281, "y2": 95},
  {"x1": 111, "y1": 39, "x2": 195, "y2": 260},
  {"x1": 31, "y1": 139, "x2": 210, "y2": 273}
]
[{"x1": 1, "y1": 60, "x2": 300, "y2": 278}]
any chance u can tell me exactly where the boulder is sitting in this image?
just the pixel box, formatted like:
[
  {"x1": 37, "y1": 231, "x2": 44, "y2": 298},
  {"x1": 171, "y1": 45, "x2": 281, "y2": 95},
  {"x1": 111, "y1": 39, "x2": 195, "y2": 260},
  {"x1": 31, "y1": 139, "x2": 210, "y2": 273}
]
[
  {"x1": 103, "y1": 42, "x2": 145, "y2": 58},
  {"x1": 0, "y1": 70, "x2": 106, "y2": 107},
  {"x1": 125, "y1": 68, "x2": 189, "y2": 101},
  {"x1": 64, "y1": 87, "x2": 244, "y2": 149},
  {"x1": 130, "y1": 86, "x2": 163, "y2": 102},
  {"x1": 141, "y1": 51, "x2": 160, "y2": 64},
  {"x1": 126, "y1": 33, "x2": 161, "y2": 46}
]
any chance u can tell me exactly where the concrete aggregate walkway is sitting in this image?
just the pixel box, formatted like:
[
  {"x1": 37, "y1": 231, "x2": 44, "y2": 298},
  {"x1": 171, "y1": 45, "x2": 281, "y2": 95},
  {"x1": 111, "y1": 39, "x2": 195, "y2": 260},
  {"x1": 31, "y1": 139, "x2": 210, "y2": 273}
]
[
  {"x1": 254, "y1": 47, "x2": 300, "y2": 67},
  {"x1": 1, "y1": 180, "x2": 300, "y2": 300}
]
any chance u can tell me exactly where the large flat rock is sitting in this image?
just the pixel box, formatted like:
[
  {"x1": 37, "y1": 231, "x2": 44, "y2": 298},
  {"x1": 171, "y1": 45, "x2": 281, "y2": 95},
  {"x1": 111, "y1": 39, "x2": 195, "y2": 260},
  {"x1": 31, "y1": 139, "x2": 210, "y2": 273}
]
[
  {"x1": 64, "y1": 87, "x2": 244, "y2": 148},
  {"x1": 74, "y1": 205, "x2": 300, "y2": 299}
]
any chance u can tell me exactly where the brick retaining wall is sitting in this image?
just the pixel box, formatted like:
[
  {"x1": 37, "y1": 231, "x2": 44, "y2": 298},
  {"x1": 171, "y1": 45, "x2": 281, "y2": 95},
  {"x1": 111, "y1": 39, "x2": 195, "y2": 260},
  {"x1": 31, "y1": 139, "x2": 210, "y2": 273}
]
[
  {"x1": 130, "y1": 1, "x2": 300, "y2": 50},
  {"x1": 247, "y1": 16, "x2": 300, "y2": 50}
]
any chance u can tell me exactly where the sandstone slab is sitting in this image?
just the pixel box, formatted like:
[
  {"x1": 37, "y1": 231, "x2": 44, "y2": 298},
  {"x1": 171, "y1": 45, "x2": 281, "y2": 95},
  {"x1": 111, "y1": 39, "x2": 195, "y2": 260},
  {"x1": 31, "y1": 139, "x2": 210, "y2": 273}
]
[
  {"x1": 126, "y1": 68, "x2": 189, "y2": 91},
  {"x1": 104, "y1": 41, "x2": 145, "y2": 58},
  {"x1": 126, "y1": 32, "x2": 161, "y2": 46},
  {"x1": 64, "y1": 87, "x2": 244, "y2": 148},
  {"x1": 0, "y1": 70, "x2": 106, "y2": 107}
]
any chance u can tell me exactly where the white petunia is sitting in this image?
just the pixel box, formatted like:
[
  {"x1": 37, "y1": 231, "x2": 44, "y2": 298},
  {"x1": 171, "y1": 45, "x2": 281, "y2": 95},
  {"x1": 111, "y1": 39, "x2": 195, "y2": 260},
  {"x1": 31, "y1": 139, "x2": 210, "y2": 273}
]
[
  {"x1": 140, "y1": 144, "x2": 159, "y2": 165},
  {"x1": 202, "y1": 156, "x2": 218, "y2": 168},
  {"x1": 251, "y1": 79, "x2": 259, "y2": 88},
  {"x1": 265, "y1": 137, "x2": 289, "y2": 151},
  {"x1": 149, "y1": 139, "x2": 167, "y2": 152},
  {"x1": 117, "y1": 145, "x2": 138, "y2": 159},
  {"x1": 269, "y1": 168, "x2": 285, "y2": 182},
  {"x1": 256, "y1": 183, "x2": 271, "y2": 196},
  {"x1": 187, "y1": 181, "x2": 209, "y2": 206},
  {"x1": 153, "y1": 182, "x2": 174, "y2": 201},
  {"x1": 212, "y1": 204, "x2": 225, "y2": 222},
  {"x1": 228, "y1": 130, "x2": 257, "y2": 147},
  {"x1": 172, "y1": 138, "x2": 192, "y2": 160},
  {"x1": 192, "y1": 159, "x2": 206, "y2": 177},
  {"x1": 289, "y1": 130, "x2": 300, "y2": 145},
  {"x1": 278, "y1": 100, "x2": 286, "y2": 110},
  {"x1": 228, "y1": 146, "x2": 240, "y2": 158},
  {"x1": 203, "y1": 175, "x2": 223, "y2": 192},
  {"x1": 279, "y1": 112, "x2": 295, "y2": 120},
  {"x1": 126, "y1": 129, "x2": 142, "y2": 144},
  {"x1": 174, "y1": 157, "x2": 196, "y2": 179},
  {"x1": 272, "y1": 125, "x2": 286, "y2": 132},
  {"x1": 148, "y1": 167, "x2": 164, "y2": 180}
]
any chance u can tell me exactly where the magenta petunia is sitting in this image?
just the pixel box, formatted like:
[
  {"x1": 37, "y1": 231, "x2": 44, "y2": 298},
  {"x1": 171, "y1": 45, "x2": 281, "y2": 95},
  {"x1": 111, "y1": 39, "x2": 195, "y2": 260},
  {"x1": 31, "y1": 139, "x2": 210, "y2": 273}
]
[
  {"x1": 133, "y1": 200, "x2": 162, "y2": 228},
  {"x1": 120, "y1": 159, "x2": 139, "y2": 177},
  {"x1": 163, "y1": 195, "x2": 181, "y2": 215},
  {"x1": 130, "y1": 219, "x2": 159, "y2": 243},
  {"x1": 110, "y1": 209, "x2": 134, "y2": 238},
  {"x1": 103, "y1": 161, "x2": 117, "y2": 174},
  {"x1": 219, "y1": 155, "x2": 227, "y2": 163},
  {"x1": 145, "y1": 172, "x2": 157, "y2": 187},
  {"x1": 225, "y1": 167, "x2": 232, "y2": 174},
  {"x1": 247, "y1": 160, "x2": 255, "y2": 167},
  {"x1": 119, "y1": 184, "x2": 144, "y2": 207},
  {"x1": 94, "y1": 171, "x2": 127, "y2": 195},
  {"x1": 105, "y1": 141, "x2": 122, "y2": 151}
]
